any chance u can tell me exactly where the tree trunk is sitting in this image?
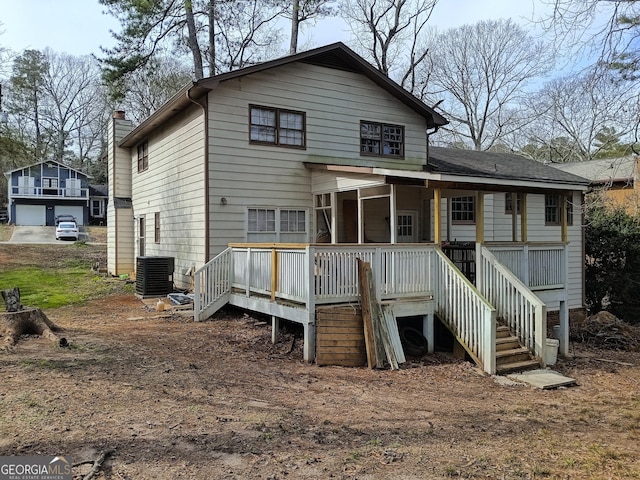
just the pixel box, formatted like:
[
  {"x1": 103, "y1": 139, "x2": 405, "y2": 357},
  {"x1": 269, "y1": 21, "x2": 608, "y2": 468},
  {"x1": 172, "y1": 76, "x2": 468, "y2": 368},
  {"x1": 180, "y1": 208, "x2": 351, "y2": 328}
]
[
  {"x1": 290, "y1": 0, "x2": 300, "y2": 54},
  {"x1": 0, "y1": 308, "x2": 68, "y2": 349},
  {"x1": 185, "y1": 0, "x2": 204, "y2": 79}
]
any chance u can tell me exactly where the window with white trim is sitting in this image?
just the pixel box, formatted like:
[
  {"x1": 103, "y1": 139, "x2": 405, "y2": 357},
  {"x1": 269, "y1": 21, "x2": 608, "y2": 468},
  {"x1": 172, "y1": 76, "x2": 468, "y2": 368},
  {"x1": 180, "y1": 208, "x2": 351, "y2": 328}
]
[
  {"x1": 247, "y1": 208, "x2": 307, "y2": 242},
  {"x1": 451, "y1": 196, "x2": 476, "y2": 224}
]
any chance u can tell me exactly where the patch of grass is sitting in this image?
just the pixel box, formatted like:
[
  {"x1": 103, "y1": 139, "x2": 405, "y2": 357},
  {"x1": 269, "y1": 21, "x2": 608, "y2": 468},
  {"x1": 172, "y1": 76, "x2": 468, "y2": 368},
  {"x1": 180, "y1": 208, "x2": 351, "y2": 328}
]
[{"x1": 0, "y1": 251, "x2": 127, "y2": 309}]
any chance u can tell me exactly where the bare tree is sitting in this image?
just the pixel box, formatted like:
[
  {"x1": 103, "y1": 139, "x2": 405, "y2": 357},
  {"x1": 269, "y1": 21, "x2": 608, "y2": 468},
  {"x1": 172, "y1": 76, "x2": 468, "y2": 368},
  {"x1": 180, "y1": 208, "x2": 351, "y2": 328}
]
[
  {"x1": 420, "y1": 19, "x2": 552, "y2": 151},
  {"x1": 541, "y1": 0, "x2": 640, "y2": 75},
  {"x1": 119, "y1": 56, "x2": 194, "y2": 124},
  {"x1": 519, "y1": 68, "x2": 639, "y2": 162},
  {"x1": 282, "y1": 0, "x2": 335, "y2": 54},
  {"x1": 341, "y1": 0, "x2": 439, "y2": 90}
]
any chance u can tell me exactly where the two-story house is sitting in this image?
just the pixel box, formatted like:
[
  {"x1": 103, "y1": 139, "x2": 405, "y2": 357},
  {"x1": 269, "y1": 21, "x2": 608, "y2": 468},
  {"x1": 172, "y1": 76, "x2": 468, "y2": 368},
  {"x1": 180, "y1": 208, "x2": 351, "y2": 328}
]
[
  {"x1": 5, "y1": 161, "x2": 91, "y2": 226},
  {"x1": 107, "y1": 43, "x2": 590, "y2": 374}
]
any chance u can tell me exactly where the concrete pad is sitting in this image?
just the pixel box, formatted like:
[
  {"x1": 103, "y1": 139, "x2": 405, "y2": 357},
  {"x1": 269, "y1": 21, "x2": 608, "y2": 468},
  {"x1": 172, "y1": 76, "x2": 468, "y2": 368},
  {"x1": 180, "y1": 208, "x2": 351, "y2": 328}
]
[{"x1": 507, "y1": 369, "x2": 577, "y2": 389}]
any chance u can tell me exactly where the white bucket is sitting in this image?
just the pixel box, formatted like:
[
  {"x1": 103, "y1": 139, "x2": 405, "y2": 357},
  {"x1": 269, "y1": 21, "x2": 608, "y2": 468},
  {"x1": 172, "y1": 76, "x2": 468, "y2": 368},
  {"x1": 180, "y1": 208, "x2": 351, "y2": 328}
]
[{"x1": 545, "y1": 338, "x2": 559, "y2": 366}]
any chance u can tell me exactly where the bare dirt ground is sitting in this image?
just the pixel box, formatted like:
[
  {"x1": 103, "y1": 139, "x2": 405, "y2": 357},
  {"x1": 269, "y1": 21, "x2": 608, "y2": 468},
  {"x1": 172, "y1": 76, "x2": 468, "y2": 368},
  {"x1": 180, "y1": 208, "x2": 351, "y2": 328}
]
[{"x1": 1, "y1": 241, "x2": 639, "y2": 479}]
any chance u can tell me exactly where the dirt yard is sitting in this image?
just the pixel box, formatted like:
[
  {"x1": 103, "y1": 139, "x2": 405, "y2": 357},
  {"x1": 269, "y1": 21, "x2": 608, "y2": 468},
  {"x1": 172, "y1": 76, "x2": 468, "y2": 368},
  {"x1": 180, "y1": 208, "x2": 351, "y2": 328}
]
[{"x1": 0, "y1": 242, "x2": 639, "y2": 479}]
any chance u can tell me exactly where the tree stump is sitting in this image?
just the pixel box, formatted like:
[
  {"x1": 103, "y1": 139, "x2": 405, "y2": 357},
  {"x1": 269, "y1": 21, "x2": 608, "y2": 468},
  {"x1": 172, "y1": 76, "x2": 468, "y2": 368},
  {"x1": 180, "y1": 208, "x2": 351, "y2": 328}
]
[
  {"x1": 2, "y1": 287, "x2": 23, "y2": 312},
  {"x1": 0, "y1": 308, "x2": 68, "y2": 349}
]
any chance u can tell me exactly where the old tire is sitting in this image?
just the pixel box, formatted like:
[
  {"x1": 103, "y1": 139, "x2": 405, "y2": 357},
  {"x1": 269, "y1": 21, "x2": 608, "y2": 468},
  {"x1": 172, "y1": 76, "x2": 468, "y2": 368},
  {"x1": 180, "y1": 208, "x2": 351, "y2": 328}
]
[{"x1": 400, "y1": 327, "x2": 428, "y2": 357}]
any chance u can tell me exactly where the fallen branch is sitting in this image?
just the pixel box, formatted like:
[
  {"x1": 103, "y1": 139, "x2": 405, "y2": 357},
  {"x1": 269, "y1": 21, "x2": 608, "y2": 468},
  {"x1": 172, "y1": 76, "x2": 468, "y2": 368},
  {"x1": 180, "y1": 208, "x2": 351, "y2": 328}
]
[
  {"x1": 595, "y1": 358, "x2": 634, "y2": 367},
  {"x1": 82, "y1": 448, "x2": 115, "y2": 480}
]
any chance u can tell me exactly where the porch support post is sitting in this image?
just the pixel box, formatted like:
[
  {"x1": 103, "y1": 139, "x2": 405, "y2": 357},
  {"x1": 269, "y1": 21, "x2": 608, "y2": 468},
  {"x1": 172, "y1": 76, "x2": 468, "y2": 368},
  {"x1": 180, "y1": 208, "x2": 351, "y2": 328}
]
[
  {"x1": 433, "y1": 188, "x2": 442, "y2": 243},
  {"x1": 561, "y1": 192, "x2": 568, "y2": 243},
  {"x1": 357, "y1": 188, "x2": 364, "y2": 244},
  {"x1": 476, "y1": 192, "x2": 485, "y2": 244},
  {"x1": 558, "y1": 299, "x2": 569, "y2": 357},
  {"x1": 390, "y1": 184, "x2": 397, "y2": 244},
  {"x1": 422, "y1": 313, "x2": 434, "y2": 354},
  {"x1": 271, "y1": 316, "x2": 279, "y2": 344},
  {"x1": 330, "y1": 192, "x2": 337, "y2": 244},
  {"x1": 521, "y1": 193, "x2": 528, "y2": 242},
  {"x1": 303, "y1": 323, "x2": 316, "y2": 363},
  {"x1": 511, "y1": 194, "x2": 518, "y2": 242},
  {"x1": 304, "y1": 245, "x2": 316, "y2": 363},
  {"x1": 476, "y1": 192, "x2": 485, "y2": 290}
]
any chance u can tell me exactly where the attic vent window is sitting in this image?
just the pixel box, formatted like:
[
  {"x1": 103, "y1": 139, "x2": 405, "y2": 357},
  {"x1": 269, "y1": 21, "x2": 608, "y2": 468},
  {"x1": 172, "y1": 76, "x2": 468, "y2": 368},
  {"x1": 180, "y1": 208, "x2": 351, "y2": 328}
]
[
  {"x1": 249, "y1": 105, "x2": 305, "y2": 148},
  {"x1": 360, "y1": 121, "x2": 404, "y2": 158}
]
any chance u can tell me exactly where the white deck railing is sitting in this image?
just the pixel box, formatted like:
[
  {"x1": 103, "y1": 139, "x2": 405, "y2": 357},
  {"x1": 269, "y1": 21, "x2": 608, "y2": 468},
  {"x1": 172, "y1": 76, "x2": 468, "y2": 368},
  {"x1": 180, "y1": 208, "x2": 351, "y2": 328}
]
[
  {"x1": 486, "y1": 242, "x2": 566, "y2": 290},
  {"x1": 313, "y1": 245, "x2": 436, "y2": 304},
  {"x1": 479, "y1": 246, "x2": 547, "y2": 362},
  {"x1": 433, "y1": 249, "x2": 497, "y2": 374},
  {"x1": 193, "y1": 242, "x2": 560, "y2": 373},
  {"x1": 194, "y1": 248, "x2": 233, "y2": 321}
]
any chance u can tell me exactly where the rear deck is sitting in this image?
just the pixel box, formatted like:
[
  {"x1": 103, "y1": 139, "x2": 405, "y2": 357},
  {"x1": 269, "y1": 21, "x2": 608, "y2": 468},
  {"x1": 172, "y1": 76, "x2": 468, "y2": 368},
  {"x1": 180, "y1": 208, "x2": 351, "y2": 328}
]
[{"x1": 194, "y1": 242, "x2": 569, "y2": 374}]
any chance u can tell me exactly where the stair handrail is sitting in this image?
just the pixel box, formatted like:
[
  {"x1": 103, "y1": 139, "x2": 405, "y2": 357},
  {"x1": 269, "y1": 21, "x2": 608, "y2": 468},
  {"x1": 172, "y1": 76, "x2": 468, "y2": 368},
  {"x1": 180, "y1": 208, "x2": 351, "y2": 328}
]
[
  {"x1": 194, "y1": 247, "x2": 232, "y2": 321},
  {"x1": 478, "y1": 246, "x2": 547, "y2": 362},
  {"x1": 434, "y1": 248, "x2": 497, "y2": 374}
]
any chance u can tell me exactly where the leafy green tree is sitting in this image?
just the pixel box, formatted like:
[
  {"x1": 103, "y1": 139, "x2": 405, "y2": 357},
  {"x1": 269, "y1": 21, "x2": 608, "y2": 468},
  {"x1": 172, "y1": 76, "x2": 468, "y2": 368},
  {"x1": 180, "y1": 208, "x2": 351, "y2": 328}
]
[
  {"x1": 9, "y1": 49, "x2": 49, "y2": 160},
  {"x1": 585, "y1": 201, "x2": 640, "y2": 324},
  {"x1": 99, "y1": 0, "x2": 285, "y2": 100}
]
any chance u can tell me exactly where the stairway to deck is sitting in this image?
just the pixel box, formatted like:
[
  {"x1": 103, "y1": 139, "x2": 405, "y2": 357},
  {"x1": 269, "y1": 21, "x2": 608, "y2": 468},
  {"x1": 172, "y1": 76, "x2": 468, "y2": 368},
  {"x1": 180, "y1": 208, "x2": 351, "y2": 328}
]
[{"x1": 495, "y1": 325, "x2": 540, "y2": 374}]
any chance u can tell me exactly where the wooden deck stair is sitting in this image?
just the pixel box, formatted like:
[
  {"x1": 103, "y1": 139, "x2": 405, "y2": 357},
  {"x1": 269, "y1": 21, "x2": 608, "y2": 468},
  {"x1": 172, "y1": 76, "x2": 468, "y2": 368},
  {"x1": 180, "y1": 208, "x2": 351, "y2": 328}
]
[{"x1": 495, "y1": 325, "x2": 540, "y2": 374}]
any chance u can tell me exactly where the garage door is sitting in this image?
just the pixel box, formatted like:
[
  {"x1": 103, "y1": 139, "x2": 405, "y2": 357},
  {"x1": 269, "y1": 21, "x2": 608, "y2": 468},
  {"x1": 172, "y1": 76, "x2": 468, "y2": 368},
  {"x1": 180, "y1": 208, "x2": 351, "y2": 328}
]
[
  {"x1": 54, "y1": 206, "x2": 84, "y2": 225},
  {"x1": 16, "y1": 205, "x2": 46, "y2": 226}
]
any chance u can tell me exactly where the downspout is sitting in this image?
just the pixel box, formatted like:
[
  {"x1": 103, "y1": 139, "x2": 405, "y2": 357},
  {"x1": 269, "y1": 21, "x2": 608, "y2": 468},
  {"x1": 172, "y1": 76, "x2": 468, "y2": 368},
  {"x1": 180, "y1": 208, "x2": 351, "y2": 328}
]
[{"x1": 187, "y1": 83, "x2": 210, "y2": 262}]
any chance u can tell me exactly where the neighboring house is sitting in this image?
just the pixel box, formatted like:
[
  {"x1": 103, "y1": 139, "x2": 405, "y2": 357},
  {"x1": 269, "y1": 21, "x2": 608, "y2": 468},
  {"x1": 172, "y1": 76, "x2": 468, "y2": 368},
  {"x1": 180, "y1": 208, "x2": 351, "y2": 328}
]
[
  {"x1": 107, "y1": 43, "x2": 590, "y2": 374},
  {"x1": 89, "y1": 184, "x2": 108, "y2": 225},
  {"x1": 553, "y1": 156, "x2": 640, "y2": 214},
  {"x1": 4, "y1": 160, "x2": 91, "y2": 226}
]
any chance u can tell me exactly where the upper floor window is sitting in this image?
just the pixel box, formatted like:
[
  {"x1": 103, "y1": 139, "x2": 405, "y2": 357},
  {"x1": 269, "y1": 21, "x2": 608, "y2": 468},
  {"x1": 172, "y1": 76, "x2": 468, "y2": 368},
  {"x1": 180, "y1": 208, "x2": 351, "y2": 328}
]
[
  {"x1": 360, "y1": 121, "x2": 404, "y2": 157},
  {"x1": 249, "y1": 105, "x2": 305, "y2": 148},
  {"x1": 451, "y1": 196, "x2": 476, "y2": 224},
  {"x1": 137, "y1": 141, "x2": 149, "y2": 172}
]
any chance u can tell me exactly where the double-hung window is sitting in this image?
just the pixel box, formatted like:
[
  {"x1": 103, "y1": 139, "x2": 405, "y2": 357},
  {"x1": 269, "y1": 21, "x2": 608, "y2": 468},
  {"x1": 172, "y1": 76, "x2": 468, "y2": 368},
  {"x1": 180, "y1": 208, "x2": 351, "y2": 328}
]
[
  {"x1": 249, "y1": 105, "x2": 305, "y2": 148},
  {"x1": 360, "y1": 121, "x2": 404, "y2": 157},
  {"x1": 137, "y1": 141, "x2": 149, "y2": 172},
  {"x1": 545, "y1": 194, "x2": 574, "y2": 226},
  {"x1": 247, "y1": 207, "x2": 307, "y2": 242},
  {"x1": 505, "y1": 193, "x2": 522, "y2": 214},
  {"x1": 451, "y1": 196, "x2": 476, "y2": 224}
]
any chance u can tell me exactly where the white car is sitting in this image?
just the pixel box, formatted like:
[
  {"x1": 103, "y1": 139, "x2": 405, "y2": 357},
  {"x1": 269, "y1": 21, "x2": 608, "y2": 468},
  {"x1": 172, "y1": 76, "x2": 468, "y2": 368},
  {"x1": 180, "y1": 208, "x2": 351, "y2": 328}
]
[{"x1": 55, "y1": 222, "x2": 79, "y2": 241}]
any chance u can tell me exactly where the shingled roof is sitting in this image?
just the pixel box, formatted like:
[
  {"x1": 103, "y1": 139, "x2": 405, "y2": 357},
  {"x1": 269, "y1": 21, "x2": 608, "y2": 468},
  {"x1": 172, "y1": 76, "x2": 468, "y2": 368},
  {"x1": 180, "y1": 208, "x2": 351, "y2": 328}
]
[
  {"x1": 552, "y1": 156, "x2": 637, "y2": 184},
  {"x1": 427, "y1": 147, "x2": 591, "y2": 186}
]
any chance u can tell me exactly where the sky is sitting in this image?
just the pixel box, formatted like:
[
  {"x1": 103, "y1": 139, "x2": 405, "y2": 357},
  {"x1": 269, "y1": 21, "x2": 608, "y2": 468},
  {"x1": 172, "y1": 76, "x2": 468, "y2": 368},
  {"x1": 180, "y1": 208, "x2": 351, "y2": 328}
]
[{"x1": 0, "y1": 0, "x2": 547, "y2": 58}]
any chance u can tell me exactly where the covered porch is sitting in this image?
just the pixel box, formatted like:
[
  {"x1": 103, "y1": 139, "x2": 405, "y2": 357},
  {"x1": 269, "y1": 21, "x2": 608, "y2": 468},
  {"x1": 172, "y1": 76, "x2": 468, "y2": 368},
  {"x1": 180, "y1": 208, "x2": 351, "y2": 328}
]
[{"x1": 194, "y1": 157, "x2": 587, "y2": 374}]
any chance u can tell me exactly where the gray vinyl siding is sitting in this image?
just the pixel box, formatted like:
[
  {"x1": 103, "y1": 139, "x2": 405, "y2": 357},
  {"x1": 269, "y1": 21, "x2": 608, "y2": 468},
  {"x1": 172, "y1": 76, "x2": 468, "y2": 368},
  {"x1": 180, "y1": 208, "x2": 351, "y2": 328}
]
[
  {"x1": 131, "y1": 104, "x2": 205, "y2": 289},
  {"x1": 207, "y1": 62, "x2": 429, "y2": 255}
]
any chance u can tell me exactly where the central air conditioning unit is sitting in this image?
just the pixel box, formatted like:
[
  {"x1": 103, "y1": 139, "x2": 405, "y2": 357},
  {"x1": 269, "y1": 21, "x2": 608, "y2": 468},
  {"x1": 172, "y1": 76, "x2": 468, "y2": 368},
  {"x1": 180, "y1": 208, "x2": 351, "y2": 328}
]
[{"x1": 136, "y1": 256, "x2": 174, "y2": 297}]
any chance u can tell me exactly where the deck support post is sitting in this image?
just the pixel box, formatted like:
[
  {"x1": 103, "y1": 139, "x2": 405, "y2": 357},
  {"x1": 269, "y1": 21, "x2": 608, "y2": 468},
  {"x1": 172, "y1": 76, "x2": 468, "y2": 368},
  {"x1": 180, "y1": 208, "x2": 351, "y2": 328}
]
[
  {"x1": 271, "y1": 316, "x2": 279, "y2": 344},
  {"x1": 422, "y1": 313, "x2": 434, "y2": 354},
  {"x1": 558, "y1": 299, "x2": 569, "y2": 357},
  {"x1": 303, "y1": 322, "x2": 316, "y2": 363}
]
